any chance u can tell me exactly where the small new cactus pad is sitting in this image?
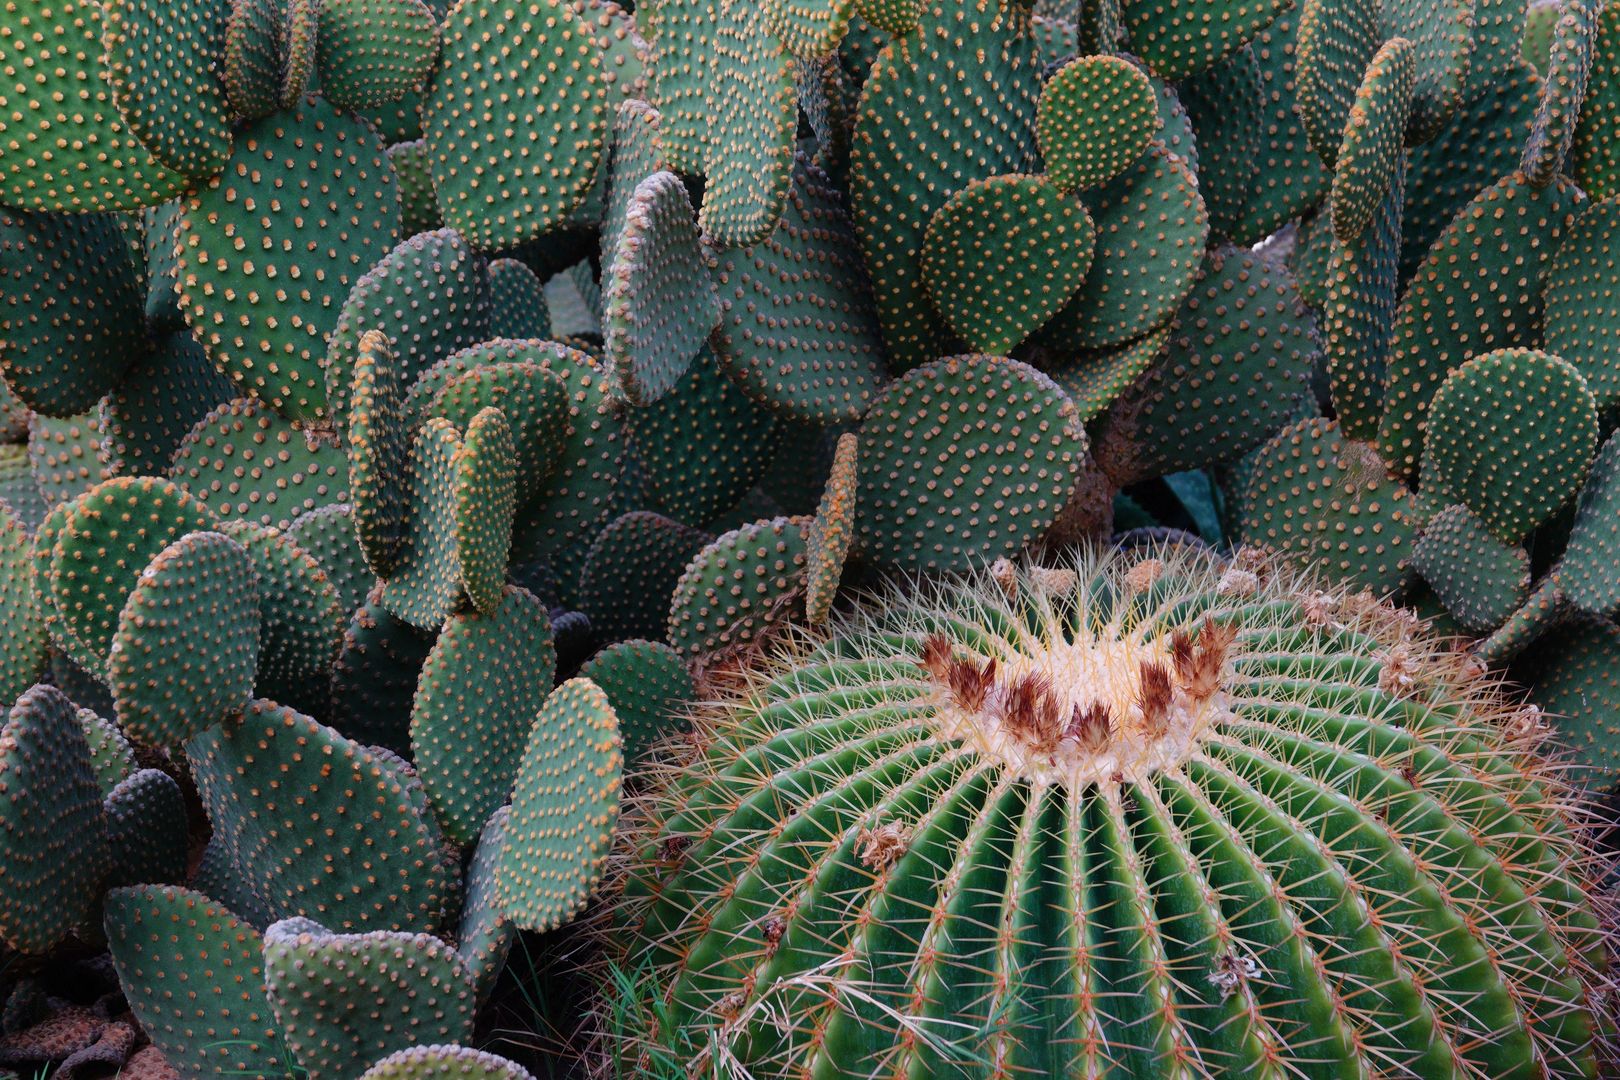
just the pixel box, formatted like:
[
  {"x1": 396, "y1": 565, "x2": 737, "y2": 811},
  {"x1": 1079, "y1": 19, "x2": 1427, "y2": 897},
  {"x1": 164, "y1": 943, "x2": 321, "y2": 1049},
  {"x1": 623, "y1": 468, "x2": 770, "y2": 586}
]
[
  {"x1": 1376, "y1": 174, "x2": 1586, "y2": 479},
  {"x1": 0, "y1": 211, "x2": 146, "y2": 417},
  {"x1": 325, "y1": 229, "x2": 493, "y2": 438},
  {"x1": 171, "y1": 399, "x2": 350, "y2": 528},
  {"x1": 79, "y1": 707, "x2": 136, "y2": 797},
  {"x1": 219, "y1": 519, "x2": 343, "y2": 715},
  {"x1": 315, "y1": 0, "x2": 440, "y2": 112},
  {"x1": 666, "y1": 516, "x2": 810, "y2": 662},
  {"x1": 848, "y1": 0, "x2": 1040, "y2": 371},
  {"x1": 429, "y1": 360, "x2": 571, "y2": 505},
  {"x1": 451, "y1": 407, "x2": 518, "y2": 615},
  {"x1": 187, "y1": 699, "x2": 452, "y2": 933},
  {"x1": 710, "y1": 154, "x2": 887, "y2": 425},
  {"x1": 221, "y1": 0, "x2": 288, "y2": 121},
  {"x1": 47, "y1": 477, "x2": 219, "y2": 675},
  {"x1": 602, "y1": 171, "x2": 720, "y2": 406},
  {"x1": 601, "y1": 99, "x2": 666, "y2": 276},
  {"x1": 175, "y1": 96, "x2": 402, "y2": 425},
  {"x1": 1418, "y1": 349, "x2": 1598, "y2": 543},
  {"x1": 382, "y1": 419, "x2": 470, "y2": 630},
  {"x1": 496, "y1": 677, "x2": 623, "y2": 931},
  {"x1": 0, "y1": 503, "x2": 45, "y2": 704},
  {"x1": 1543, "y1": 194, "x2": 1620, "y2": 410},
  {"x1": 107, "y1": 531, "x2": 259, "y2": 748},
  {"x1": 805, "y1": 431, "x2": 857, "y2": 625},
  {"x1": 423, "y1": 0, "x2": 609, "y2": 250},
  {"x1": 102, "y1": 335, "x2": 236, "y2": 479},
  {"x1": 0, "y1": 0, "x2": 191, "y2": 211},
  {"x1": 1571, "y1": 0, "x2": 1620, "y2": 198},
  {"x1": 329, "y1": 587, "x2": 437, "y2": 754},
  {"x1": 919, "y1": 174, "x2": 1096, "y2": 356},
  {"x1": 614, "y1": 547, "x2": 1612, "y2": 1077},
  {"x1": 578, "y1": 639, "x2": 695, "y2": 765},
  {"x1": 1556, "y1": 431, "x2": 1620, "y2": 617},
  {"x1": 281, "y1": 0, "x2": 319, "y2": 106},
  {"x1": 100, "y1": 0, "x2": 233, "y2": 179},
  {"x1": 1409, "y1": 503, "x2": 1531, "y2": 632},
  {"x1": 1523, "y1": 622, "x2": 1620, "y2": 784},
  {"x1": 411, "y1": 586, "x2": 556, "y2": 846},
  {"x1": 1323, "y1": 156, "x2": 1404, "y2": 440},
  {"x1": 102, "y1": 767, "x2": 188, "y2": 889},
  {"x1": 486, "y1": 260, "x2": 553, "y2": 340},
  {"x1": 1037, "y1": 56, "x2": 1160, "y2": 193},
  {"x1": 391, "y1": 140, "x2": 444, "y2": 234},
  {"x1": 1050, "y1": 326, "x2": 1174, "y2": 423},
  {"x1": 1475, "y1": 573, "x2": 1570, "y2": 667},
  {"x1": 762, "y1": 0, "x2": 858, "y2": 59},
  {"x1": 458, "y1": 807, "x2": 516, "y2": 1007},
  {"x1": 1237, "y1": 418, "x2": 1422, "y2": 596},
  {"x1": 0, "y1": 685, "x2": 110, "y2": 953},
  {"x1": 262, "y1": 917, "x2": 478, "y2": 1080},
  {"x1": 856, "y1": 354, "x2": 1083, "y2": 573},
  {"x1": 1521, "y1": 0, "x2": 1599, "y2": 186},
  {"x1": 359, "y1": 1045, "x2": 538, "y2": 1079},
  {"x1": 1330, "y1": 37, "x2": 1415, "y2": 243},
  {"x1": 1034, "y1": 143, "x2": 1209, "y2": 351},
  {"x1": 103, "y1": 884, "x2": 284, "y2": 1077},
  {"x1": 348, "y1": 331, "x2": 411, "y2": 577},
  {"x1": 580, "y1": 511, "x2": 712, "y2": 643},
  {"x1": 285, "y1": 504, "x2": 372, "y2": 615}
]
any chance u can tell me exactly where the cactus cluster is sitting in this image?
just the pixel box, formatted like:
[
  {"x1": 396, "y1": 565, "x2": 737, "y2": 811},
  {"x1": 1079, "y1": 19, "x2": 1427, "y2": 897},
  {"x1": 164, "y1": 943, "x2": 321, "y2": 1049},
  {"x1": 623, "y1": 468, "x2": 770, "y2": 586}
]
[{"x1": 0, "y1": 0, "x2": 1618, "y2": 1073}]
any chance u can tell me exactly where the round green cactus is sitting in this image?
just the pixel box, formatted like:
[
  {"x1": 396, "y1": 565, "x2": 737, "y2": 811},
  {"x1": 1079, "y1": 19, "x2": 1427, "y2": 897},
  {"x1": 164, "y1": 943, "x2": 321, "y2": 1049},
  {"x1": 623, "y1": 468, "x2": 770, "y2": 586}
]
[{"x1": 613, "y1": 546, "x2": 1613, "y2": 1077}]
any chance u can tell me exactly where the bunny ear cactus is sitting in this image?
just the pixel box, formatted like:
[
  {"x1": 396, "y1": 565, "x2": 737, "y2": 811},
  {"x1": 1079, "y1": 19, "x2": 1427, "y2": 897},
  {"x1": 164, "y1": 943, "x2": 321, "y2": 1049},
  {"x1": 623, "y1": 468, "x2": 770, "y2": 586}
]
[{"x1": 613, "y1": 546, "x2": 1614, "y2": 1077}]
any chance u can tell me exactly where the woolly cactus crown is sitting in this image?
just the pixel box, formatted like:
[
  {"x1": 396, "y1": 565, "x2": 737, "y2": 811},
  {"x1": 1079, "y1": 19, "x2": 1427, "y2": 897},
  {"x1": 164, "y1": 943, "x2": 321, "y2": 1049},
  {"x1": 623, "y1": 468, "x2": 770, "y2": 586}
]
[{"x1": 613, "y1": 545, "x2": 1615, "y2": 1078}]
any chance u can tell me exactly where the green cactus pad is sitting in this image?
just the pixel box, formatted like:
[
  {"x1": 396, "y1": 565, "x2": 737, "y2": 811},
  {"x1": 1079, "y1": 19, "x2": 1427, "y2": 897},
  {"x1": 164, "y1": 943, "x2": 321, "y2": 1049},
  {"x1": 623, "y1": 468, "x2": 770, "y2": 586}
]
[
  {"x1": 763, "y1": 0, "x2": 859, "y2": 58},
  {"x1": 1570, "y1": 1, "x2": 1620, "y2": 198},
  {"x1": 346, "y1": 331, "x2": 411, "y2": 581},
  {"x1": 188, "y1": 699, "x2": 454, "y2": 932},
  {"x1": 103, "y1": 768, "x2": 188, "y2": 888},
  {"x1": 615, "y1": 546, "x2": 1610, "y2": 1078},
  {"x1": 710, "y1": 154, "x2": 886, "y2": 425},
  {"x1": 101, "y1": 0, "x2": 233, "y2": 179},
  {"x1": 1093, "y1": 248, "x2": 1316, "y2": 486},
  {"x1": 26, "y1": 412, "x2": 113, "y2": 511},
  {"x1": 0, "y1": 0, "x2": 191, "y2": 211},
  {"x1": 0, "y1": 448, "x2": 46, "y2": 533},
  {"x1": 175, "y1": 97, "x2": 402, "y2": 425},
  {"x1": 316, "y1": 0, "x2": 440, "y2": 112},
  {"x1": 600, "y1": 99, "x2": 666, "y2": 276},
  {"x1": 1419, "y1": 349, "x2": 1598, "y2": 543},
  {"x1": 453, "y1": 408, "x2": 517, "y2": 616},
  {"x1": 171, "y1": 399, "x2": 349, "y2": 529},
  {"x1": 0, "y1": 505, "x2": 45, "y2": 705},
  {"x1": 0, "y1": 211, "x2": 146, "y2": 418},
  {"x1": 390, "y1": 140, "x2": 444, "y2": 234},
  {"x1": 285, "y1": 504, "x2": 373, "y2": 616},
  {"x1": 263, "y1": 918, "x2": 477, "y2": 1080},
  {"x1": 219, "y1": 519, "x2": 343, "y2": 715},
  {"x1": 1331, "y1": 37, "x2": 1415, "y2": 244},
  {"x1": 1523, "y1": 0, "x2": 1564, "y2": 74},
  {"x1": 1178, "y1": 45, "x2": 1263, "y2": 237},
  {"x1": 667, "y1": 515, "x2": 810, "y2": 661},
  {"x1": 1521, "y1": 0, "x2": 1598, "y2": 186},
  {"x1": 222, "y1": 0, "x2": 289, "y2": 121},
  {"x1": 578, "y1": 639, "x2": 694, "y2": 765},
  {"x1": 360, "y1": 1045, "x2": 538, "y2": 1079},
  {"x1": 457, "y1": 807, "x2": 516, "y2": 1008},
  {"x1": 429, "y1": 359, "x2": 571, "y2": 506},
  {"x1": 325, "y1": 229, "x2": 493, "y2": 438},
  {"x1": 629, "y1": 346, "x2": 782, "y2": 528},
  {"x1": 1122, "y1": 0, "x2": 1289, "y2": 80},
  {"x1": 1037, "y1": 56, "x2": 1158, "y2": 194},
  {"x1": 102, "y1": 335, "x2": 236, "y2": 480},
  {"x1": 1401, "y1": 62, "x2": 1539, "y2": 280},
  {"x1": 0, "y1": 685, "x2": 110, "y2": 953},
  {"x1": 108, "y1": 531, "x2": 259, "y2": 748},
  {"x1": 497, "y1": 676, "x2": 622, "y2": 931},
  {"x1": 1323, "y1": 158, "x2": 1404, "y2": 441},
  {"x1": 805, "y1": 431, "x2": 857, "y2": 625},
  {"x1": 1295, "y1": 0, "x2": 1379, "y2": 166},
  {"x1": 1033, "y1": 143, "x2": 1209, "y2": 351},
  {"x1": 103, "y1": 884, "x2": 284, "y2": 1077},
  {"x1": 280, "y1": 0, "x2": 318, "y2": 106},
  {"x1": 602, "y1": 172, "x2": 721, "y2": 406},
  {"x1": 920, "y1": 174, "x2": 1095, "y2": 356},
  {"x1": 1543, "y1": 194, "x2": 1620, "y2": 410},
  {"x1": 381, "y1": 420, "x2": 464, "y2": 630},
  {"x1": 1049, "y1": 325, "x2": 1172, "y2": 423},
  {"x1": 1474, "y1": 573, "x2": 1568, "y2": 666},
  {"x1": 329, "y1": 586, "x2": 436, "y2": 754},
  {"x1": 1554, "y1": 431, "x2": 1620, "y2": 616},
  {"x1": 848, "y1": 0, "x2": 1040, "y2": 371},
  {"x1": 411, "y1": 586, "x2": 555, "y2": 846},
  {"x1": 47, "y1": 477, "x2": 219, "y2": 675},
  {"x1": 1409, "y1": 503, "x2": 1530, "y2": 632},
  {"x1": 1237, "y1": 418, "x2": 1422, "y2": 595},
  {"x1": 487, "y1": 260, "x2": 553, "y2": 340},
  {"x1": 1376, "y1": 174, "x2": 1586, "y2": 478},
  {"x1": 1523, "y1": 621, "x2": 1620, "y2": 784},
  {"x1": 423, "y1": 0, "x2": 609, "y2": 251},
  {"x1": 856, "y1": 354, "x2": 1082, "y2": 573},
  {"x1": 696, "y1": 3, "x2": 797, "y2": 247},
  {"x1": 580, "y1": 511, "x2": 711, "y2": 643},
  {"x1": 79, "y1": 708, "x2": 136, "y2": 797}
]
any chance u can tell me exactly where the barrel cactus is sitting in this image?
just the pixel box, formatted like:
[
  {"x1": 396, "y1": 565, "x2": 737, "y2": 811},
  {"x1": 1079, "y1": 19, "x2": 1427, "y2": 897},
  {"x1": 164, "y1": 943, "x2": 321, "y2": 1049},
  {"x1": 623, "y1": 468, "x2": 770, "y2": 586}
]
[{"x1": 612, "y1": 546, "x2": 1616, "y2": 1077}]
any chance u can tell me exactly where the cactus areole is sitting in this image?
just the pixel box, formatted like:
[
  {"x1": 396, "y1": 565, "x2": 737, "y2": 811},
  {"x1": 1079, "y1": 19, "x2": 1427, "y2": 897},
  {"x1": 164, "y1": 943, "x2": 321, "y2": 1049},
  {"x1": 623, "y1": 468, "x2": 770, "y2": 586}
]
[{"x1": 615, "y1": 547, "x2": 1614, "y2": 1078}]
